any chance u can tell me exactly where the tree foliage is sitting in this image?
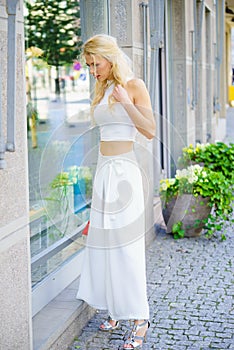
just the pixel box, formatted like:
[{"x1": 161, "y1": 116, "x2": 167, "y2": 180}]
[{"x1": 25, "y1": 0, "x2": 82, "y2": 68}]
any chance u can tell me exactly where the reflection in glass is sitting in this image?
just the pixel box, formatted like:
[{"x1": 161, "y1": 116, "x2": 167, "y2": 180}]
[{"x1": 28, "y1": 60, "x2": 97, "y2": 287}]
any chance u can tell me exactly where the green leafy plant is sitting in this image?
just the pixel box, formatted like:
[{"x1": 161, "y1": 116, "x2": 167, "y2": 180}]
[
  {"x1": 50, "y1": 166, "x2": 92, "y2": 192},
  {"x1": 68, "y1": 166, "x2": 93, "y2": 199},
  {"x1": 45, "y1": 167, "x2": 92, "y2": 232},
  {"x1": 160, "y1": 163, "x2": 234, "y2": 239},
  {"x1": 172, "y1": 221, "x2": 185, "y2": 239},
  {"x1": 45, "y1": 172, "x2": 74, "y2": 233},
  {"x1": 178, "y1": 142, "x2": 234, "y2": 181},
  {"x1": 47, "y1": 166, "x2": 92, "y2": 212},
  {"x1": 50, "y1": 171, "x2": 73, "y2": 190}
]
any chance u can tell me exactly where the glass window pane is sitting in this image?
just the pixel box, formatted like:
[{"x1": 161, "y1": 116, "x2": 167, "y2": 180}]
[
  {"x1": 26, "y1": 25, "x2": 97, "y2": 288},
  {"x1": 26, "y1": 0, "x2": 110, "y2": 303}
]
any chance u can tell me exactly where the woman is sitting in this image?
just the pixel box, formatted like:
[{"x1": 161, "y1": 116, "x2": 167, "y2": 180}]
[{"x1": 76, "y1": 34, "x2": 155, "y2": 349}]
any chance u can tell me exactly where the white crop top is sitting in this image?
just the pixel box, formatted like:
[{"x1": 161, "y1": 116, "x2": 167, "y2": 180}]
[{"x1": 93, "y1": 84, "x2": 138, "y2": 141}]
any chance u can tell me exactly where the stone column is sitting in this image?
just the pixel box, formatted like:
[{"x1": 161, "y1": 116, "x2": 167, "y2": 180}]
[
  {"x1": 0, "y1": 1, "x2": 33, "y2": 349},
  {"x1": 80, "y1": 0, "x2": 109, "y2": 41},
  {"x1": 205, "y1": 6, "x2": 214, "y2": 141},
  {"x1": 169, "y1": 0, "x2": 188, "y2": 170},
  {"x1": 196, "y1": 0, "x2": 209, "y2": 143},
  {"x1": 110, "y1": 0, "x2": 145, "y2": 78}
]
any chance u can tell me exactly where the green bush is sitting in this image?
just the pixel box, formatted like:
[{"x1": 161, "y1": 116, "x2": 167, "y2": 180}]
[{"x1": 160, "y1": 153, "x2": 234, "y2": 239}]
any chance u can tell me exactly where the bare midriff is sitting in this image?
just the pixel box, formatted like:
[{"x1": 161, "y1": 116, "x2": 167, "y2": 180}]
[{"x1": 100, "y1": 140, "x2": 134, "y2": 156}]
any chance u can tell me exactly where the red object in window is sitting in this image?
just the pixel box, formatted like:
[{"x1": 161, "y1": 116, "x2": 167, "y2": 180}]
[{"x1": 82, "y1": 220, "x2": 90, "y2": 236}]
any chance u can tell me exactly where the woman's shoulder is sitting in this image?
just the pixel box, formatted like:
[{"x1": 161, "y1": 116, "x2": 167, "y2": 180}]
[
  {"x1": 125, "y1": 78, "x2": 148, "y2": 99},
  {"x1": 126, "y1": 78, "x2": 146, "y2": 89}
]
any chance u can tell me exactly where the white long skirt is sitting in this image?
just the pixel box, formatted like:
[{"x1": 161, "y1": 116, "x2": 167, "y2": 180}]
[{"x1": 76, "y1": 150, "x2": 149, "y2": 321}]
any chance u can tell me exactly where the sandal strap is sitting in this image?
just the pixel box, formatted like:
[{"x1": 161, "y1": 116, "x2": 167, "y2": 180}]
[
  {"x1": 133, "y1": 320, "x2": 149, "y2": 332},
  {"x1": 123, "y1": 320, "x2": 150, "y2": 348},
  {"x1": 134, "y1": 335, "x2": 145, "y2": 341},
  {"x1": 135, "y1": 320, "x2": 148, "y2": 328},
  {"x1": 124, "y1": 339, "x2": 142, "y2": 348},
  {"x1": 100, "y1": 319, "x2": 118, "y2": 330},
  {"x1": 103, "y1": 320, "x2": 112, "y2": 328},
  {"x1": 108, "y1": 316, "x2": 115, "y2": 321}
]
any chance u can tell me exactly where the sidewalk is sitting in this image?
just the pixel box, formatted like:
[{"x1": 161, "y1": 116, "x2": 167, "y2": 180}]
[{"x1": 69, "y1": 225, "x2": 234, "y2": 350}]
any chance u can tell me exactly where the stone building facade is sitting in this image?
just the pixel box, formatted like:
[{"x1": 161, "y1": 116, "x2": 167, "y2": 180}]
[
  {"x1": 157, "y1": 0, "x2": 226, "y2": 175},
  {"x1": 0, "y1": 0, "x2": 33, "y2": 349}
]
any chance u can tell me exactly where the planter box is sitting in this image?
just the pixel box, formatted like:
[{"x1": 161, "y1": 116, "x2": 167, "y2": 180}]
[{"x1": 162, "y1": 194, "x2": 211, "y2": 237}]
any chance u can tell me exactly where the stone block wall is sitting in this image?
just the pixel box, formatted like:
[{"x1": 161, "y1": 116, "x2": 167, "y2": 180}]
[
  {"x1": 0, "y1": 1, "x2": 32, "y2": 348},
  {"x1": 168, "y1": 0, "x2": 218, "y2": 167}
]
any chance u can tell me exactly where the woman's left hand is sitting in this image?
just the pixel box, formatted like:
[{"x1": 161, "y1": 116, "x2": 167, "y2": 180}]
[
  {"x1": 112, "y1": 79, "x2": 156, "y2": 140},
  {"x1": 112, "y1": 84, "x2": 132, "y2": 105}
]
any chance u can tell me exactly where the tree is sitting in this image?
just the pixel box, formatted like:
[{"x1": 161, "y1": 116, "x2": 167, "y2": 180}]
[{"x1": 25, "y1": 0, "x2": 82, "y2": 95}]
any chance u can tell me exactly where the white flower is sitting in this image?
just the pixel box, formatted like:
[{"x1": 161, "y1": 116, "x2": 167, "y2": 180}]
[
  {"x1": 161, "y1": 182, "x2": 168, "y2": 191},
  {"x1": 169, "y1": 179, "x2": 176, "y2": 185},
  {"x1": 196, "y1": 142, "x2": 209, "y2": 150},
  {"x1": 188, "y1": 175, "x2": 198, "y2": 184},
  {"x1": 188, "y1": 177, "x2": 194, "y2": 184},
  {"x1": 192, "y1": 164, "x2": 203, "y2": 172},
  {"x1": 175, "y1": 170, "x2": 181, "y2": 179},
  {"x1": 176, "y1": 168, "x2": 189, "y2": 179}
]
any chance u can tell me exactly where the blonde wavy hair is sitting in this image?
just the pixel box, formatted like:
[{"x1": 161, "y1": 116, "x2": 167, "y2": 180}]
[{"x1": 83, "y1": 34, "x2": 133, "y2": 109}]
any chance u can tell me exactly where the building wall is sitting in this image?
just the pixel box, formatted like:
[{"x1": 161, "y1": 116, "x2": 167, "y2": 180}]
[
  {"x1": 110, "y1": 0, "x2": 145, "y2": 79},
  {"x1": 215, "y1": 20, "x2": 229, "y2": 141},
  {"x1": 167, "y1": 0, "x2": 191, "y2": 168},
  {"x1": 166, "y1": 0, "x2": 222, "y2": 170},
  {"x1": 0, "y1": 1, "x2": 32, "y2": 349},
  {"x1": 224, "y1": 22, "x2": 232, "y2": 106}
]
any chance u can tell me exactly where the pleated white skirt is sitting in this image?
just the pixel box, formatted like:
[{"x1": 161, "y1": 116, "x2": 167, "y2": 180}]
[{"x1": 76, "y1": 150, "x2": 149, "y2": 321}]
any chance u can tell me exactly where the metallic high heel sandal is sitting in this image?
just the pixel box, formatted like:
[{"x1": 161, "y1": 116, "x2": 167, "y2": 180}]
[
  {"x1": 99, "y1": 316, "x2": 119, "y2": 331},
  {"x1": 123, "y1": 320, "x2": 150, "y2": 349}
]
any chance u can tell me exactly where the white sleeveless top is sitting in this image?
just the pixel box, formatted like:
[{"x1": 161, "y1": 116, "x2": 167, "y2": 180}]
[{"x1": 93, "y1": 84, "x2": 138, "y2": 141}]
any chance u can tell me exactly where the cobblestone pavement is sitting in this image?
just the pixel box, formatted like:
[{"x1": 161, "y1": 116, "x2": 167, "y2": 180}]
[{"x1": 69, "y1": 225, "x2": 234, "y2": 350}]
